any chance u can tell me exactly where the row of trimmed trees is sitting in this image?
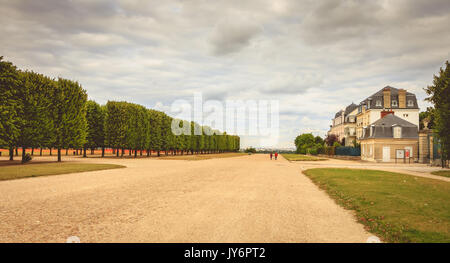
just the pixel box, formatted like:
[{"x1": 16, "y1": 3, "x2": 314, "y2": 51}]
[
  {"x1": 0, "y1": 56, "x2": 240, "y2": 162},
  {"x1": 0, "y1": 57, "x2": 87, "y2": 162},
  {"x1": 92, "y1": 100, "x2": 240, "y2": 158}
]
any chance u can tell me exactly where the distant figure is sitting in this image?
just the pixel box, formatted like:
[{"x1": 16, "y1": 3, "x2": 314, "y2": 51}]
[
  {"x1": 275, "y1": 152, "x2": 278, "y2": 160},
  {"x1": 270, "y1": 152, "x2": 273, "y2": 160}
]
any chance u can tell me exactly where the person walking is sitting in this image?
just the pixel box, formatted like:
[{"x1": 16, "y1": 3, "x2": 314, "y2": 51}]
[
  {"x1": 270, "y1": 152, "x2": 273, "y2": 160},
  {"x1": 275, "y1": 152, "x2": 278, "y2": 160}
]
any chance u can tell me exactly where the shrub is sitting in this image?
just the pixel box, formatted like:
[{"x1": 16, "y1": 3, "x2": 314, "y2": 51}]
[
  {"x1": 333, "y1": 141, "x2": 341, "y2": 147},
  {"x1": 244, "y1": 147, "x2": 256, "y2": 153},
  {"x1": 298, "y1": 148, "x2": 307, "y2": 154},
  {"x1": 324, "y1": 146, "x2": 335, "y2": 155},
  {"x1": 22, "y1": 153, "x2": 32, "y2": 163},
  {"x1": 308, "y1": 148, "x2": 318, "y2": 155},
  {"x1": 315, "y1": 144, "x2": 325, "y2": 154}
]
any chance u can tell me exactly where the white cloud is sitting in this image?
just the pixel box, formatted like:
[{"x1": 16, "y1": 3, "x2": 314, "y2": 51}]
[{"x1": 0, "y1": 0, "x2": 449, "y2": 148}]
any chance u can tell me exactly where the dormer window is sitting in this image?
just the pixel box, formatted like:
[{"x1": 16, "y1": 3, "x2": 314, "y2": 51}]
[
  {"x1": 392, "y1": 100, "x2": 398, "y2": 107},
  {"x1": 393, "y1": 126, "x2": 402, "y2": 138},
  {"x1": 408, "y1": 100, "x2": 414, "y2": 107},
  {"x1": 376, "y1": 100, "x2": 382, "y2": 107}
]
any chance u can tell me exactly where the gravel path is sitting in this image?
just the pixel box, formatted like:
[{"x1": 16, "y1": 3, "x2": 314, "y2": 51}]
[{"x1": 0, "y1": 154, "x2": 371, "y2": 243}]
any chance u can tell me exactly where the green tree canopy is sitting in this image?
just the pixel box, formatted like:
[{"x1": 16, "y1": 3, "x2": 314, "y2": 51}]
[
  {"x1": 294, "y1": 133, "x2": 315, "y2": 153},
  {"x1": 0, "y1": 56, "x2": 20, "y2": 157},
  {"x1": 425, "y1": 60, "x2": 450, "y2": 166}
]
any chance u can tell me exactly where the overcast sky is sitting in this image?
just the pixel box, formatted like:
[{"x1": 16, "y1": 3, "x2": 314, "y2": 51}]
[{"x1": 1, "y1": 0, "x2": 449, "y2": 148}]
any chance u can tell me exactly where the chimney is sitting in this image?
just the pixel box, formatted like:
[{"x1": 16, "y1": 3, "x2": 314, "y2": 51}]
[
  {"x1": 383, "y1": 87, "x2": 391, "y2": 108},
  {"x1": 398, "y1": 89, "x2": 406, "y2": 108}
]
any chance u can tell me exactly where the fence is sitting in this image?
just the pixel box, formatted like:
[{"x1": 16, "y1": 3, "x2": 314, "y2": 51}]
[{"x1": 335, "y1": 146, "x2": 361, "y2": 156}]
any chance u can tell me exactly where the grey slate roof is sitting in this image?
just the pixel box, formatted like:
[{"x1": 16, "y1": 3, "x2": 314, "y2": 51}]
[
  {"x1": 344, "y1": 103, "x2": 358, "y2": 115},
  {"x1": 371, "y1": 113, "x2": 417, "y2": 127},
  {"x1": 334, "y1": 103, "x2": 357, "y2": 119},
  {"x1": 358, "y1": 86, "x2": 418, "y2": 111},
  {"x1": 334, "y1": 109, "x2": 344, "y2": 118},
  {"x1": 361, "y1": 113, "x2": 418, "y2": 139}
]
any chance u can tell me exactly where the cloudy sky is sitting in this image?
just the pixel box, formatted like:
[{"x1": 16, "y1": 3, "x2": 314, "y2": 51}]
[{"x1": 1, "y1": 0, "x2": 449, "y2": 148}]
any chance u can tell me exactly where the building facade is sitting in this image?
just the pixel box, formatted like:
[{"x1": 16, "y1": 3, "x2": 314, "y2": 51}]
[
  {"x1": 360, "y1": 114, "x2": 419, "y2": 162},
  {"x1": 328, "y1": 103, "x2": 358, "y2": 146},
  {"x1": 355, "y1": 86, "x2": 419, "y2": 142}
]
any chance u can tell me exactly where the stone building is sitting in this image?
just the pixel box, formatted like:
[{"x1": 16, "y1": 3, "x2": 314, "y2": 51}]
[
  {"x1": 356, "y1": 86, "x2": 419, "y2": 142},
  {"x1": 328, "y1": 103, "x2": 358, "y2": 146},
  {"x1": 360, "y1": 114, "x2": 419, "y2": 162}
]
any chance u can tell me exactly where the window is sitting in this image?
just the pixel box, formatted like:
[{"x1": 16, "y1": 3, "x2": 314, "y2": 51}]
[
  {"x1": 408, "y1": 100, "x2": 414, "y2": 107},
  {"x1": 393, "y1": 126, "x2": 402, "y2": 138},
  {"x1": 403, "y1": 114, "x2": 409, "y2": 118},
  {"x1": 392, "y1": 100, "x2": 398, "y2": 107},
  {"x1": 376, "y1": 100, "x2": 382, "y2": 107},
  {"x1": 369, "y1": 145, "x2": 373, "y2": 156}
]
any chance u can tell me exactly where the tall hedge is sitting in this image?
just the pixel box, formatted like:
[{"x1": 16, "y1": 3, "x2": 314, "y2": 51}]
[{"x1": 1, "y1": 57, "x2": 240, "y2": 162}]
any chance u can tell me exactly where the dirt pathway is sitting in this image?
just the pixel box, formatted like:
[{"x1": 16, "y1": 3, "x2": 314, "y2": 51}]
[{"x1": 0, "y1": 154, "x2": 372, "y2": 242}]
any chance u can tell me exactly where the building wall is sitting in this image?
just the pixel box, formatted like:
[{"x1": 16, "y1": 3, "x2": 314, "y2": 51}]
[
  {"x1": 356, "y1": 108, "x2": 374, "y2": 140},
  {"x1": 329, "y1": 111, "x2": 345, "y2": 141},
  {"x1": 329, "y1": 123, "x2": 345, "y2": 141},
  {"x1": 392, "y1": 109, "x2": 419, "y2": 127},
  {"x1": 356, "y1": 108, "x2": 419, "y2": 141},
  {"x1": 343, "y1": 108, "x2": 358, "y2": 146},
  {"x1": 361, "y1": 138, "x2": 419, "y2": 162}
]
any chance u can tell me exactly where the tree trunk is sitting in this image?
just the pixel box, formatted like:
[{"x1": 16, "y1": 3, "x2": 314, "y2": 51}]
[
  {"x1": 140, "y1": 149, "x2": 143, "y2": 156},
  {"x1": 31, "y1": 148, "x2": 34, "y2": 156},
  {"x1": 134, "y1": 148, "x2": 137, "y2": 158},
  {"x1": 101, "y1": 147, "x2": 105, "y2": 157},
  {"x1": 9, "y1": 146, "x2": 14, "y2": 161},
  {"x1": 21, "y1": 147, "x2": 26, "y2": 163},
  {"x1": 57, "y1": 148, "x2": 61, "y2": 162},
  {"x1": 91, "y1": 149, "x2": 94, "y2": 155},
  {"x1": 66, "y1": 148, "x2": 68, "y2": 155},
  {"x1": 50, "y1": 148, "x2": 52, "y2": 156},
  {"x1": 40, "y1": 148, "x2": 42, "y2": 156},
  {"x1": 15, "y1": 147, "x2": 18, "y2": 156},
  {"x1": 116, "y1": 148, "x2": 119, "y2": 157},
  {"x1": 157, "y1": 151, "x2": 160, "y2": 157},
  {"x1": 83, "y1": 147, "x2": 87, "y2": 157},
  {"x1": 121, "y1": 148, "x2": 124, "y2": 157},
  {"x1": 147, "y1": 149, "x2": 150, "y2": 157}
]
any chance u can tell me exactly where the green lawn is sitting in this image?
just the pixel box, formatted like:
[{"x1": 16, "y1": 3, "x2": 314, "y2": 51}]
[
  {"x1": 0, "y1": 162, "x2": 125, "y2": 181},
  {"x1": 303, "y1": 168, "x2": 450, "y2": 243},
  {"x1": 282, "y1": 153, "x2": 327, "y2": 161},
  {"x1": 431, "y1": 170, "x2": 450, "y2": 178}
]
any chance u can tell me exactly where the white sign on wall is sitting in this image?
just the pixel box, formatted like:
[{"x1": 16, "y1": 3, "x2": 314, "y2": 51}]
[{"x1": 396, "y1": 149, "x2": 405, "y2": 159}]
